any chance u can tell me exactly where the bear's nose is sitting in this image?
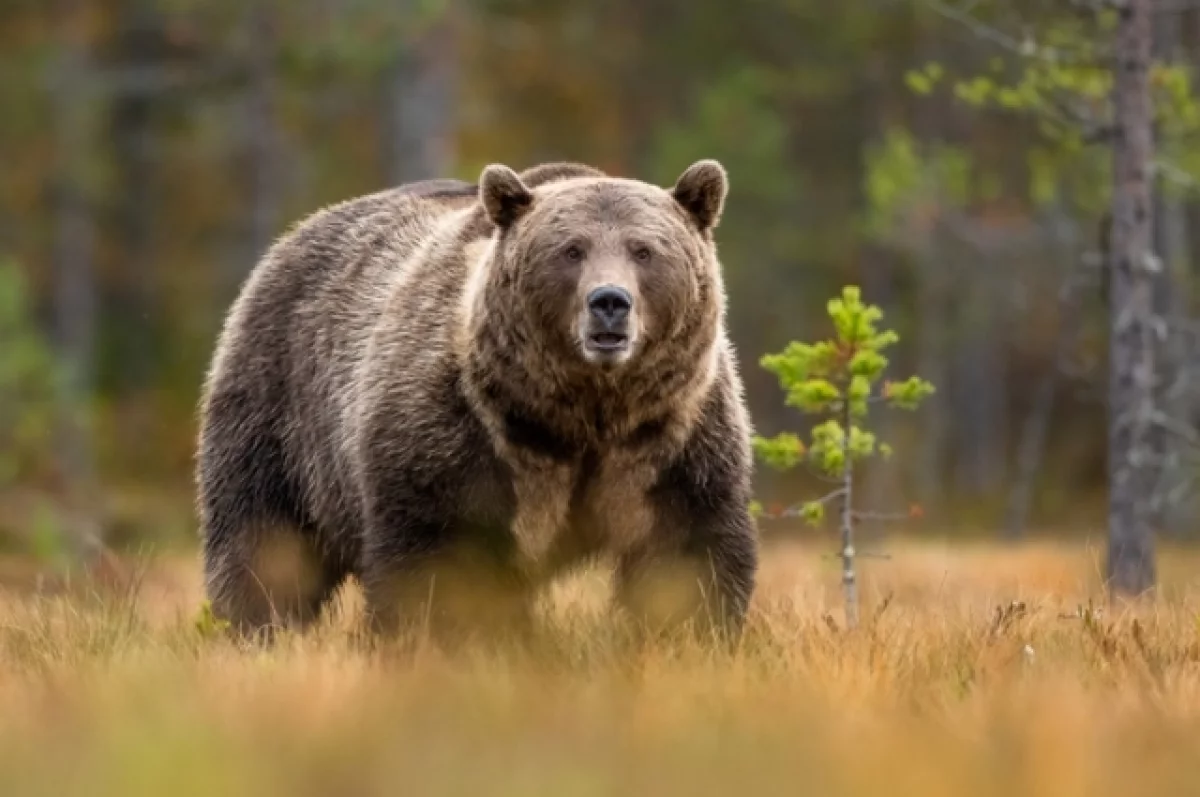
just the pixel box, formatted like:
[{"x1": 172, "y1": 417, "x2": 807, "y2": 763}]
[{"x1": 587, "y1": 286, "x2": 632, "y2": 326}]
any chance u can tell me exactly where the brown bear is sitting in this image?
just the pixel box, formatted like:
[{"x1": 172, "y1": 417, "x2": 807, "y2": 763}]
[{"x1": 195, "y1": 159, "x2": 758, "y2": 645}]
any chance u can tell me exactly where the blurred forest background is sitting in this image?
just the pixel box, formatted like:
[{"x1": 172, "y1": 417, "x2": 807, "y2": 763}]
[{"x1": 1, "y1": 0, "x2": 1199, "y2": 563}]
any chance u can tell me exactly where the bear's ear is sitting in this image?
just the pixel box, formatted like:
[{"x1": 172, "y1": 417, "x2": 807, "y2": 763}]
[
  {"x1": 671, "y1": 160, "x2": 728, "y2": 233},
  {"x1": 480, "y1": 164, "x2": 534, "y2": 229}
]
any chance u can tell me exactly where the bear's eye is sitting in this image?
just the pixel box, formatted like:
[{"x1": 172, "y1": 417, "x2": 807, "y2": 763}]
[
  {"x1": 632, "y1": 246, "x2": 653, "y2": 264},
  {"x1": 563, "y1": 245, "x2": 585, "y2": 263}
]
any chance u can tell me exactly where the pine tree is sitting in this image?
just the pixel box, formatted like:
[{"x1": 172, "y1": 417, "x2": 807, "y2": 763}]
[{"x1": 753, "y1": 286, "x2": 934, "y2": 628}]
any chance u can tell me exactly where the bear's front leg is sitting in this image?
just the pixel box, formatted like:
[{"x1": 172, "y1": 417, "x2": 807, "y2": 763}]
[
  {"x1": 356, "y1": 399, "x2": 534, "y2": 649},
  {"x1": 359, "y1": 511, "x2": 536, "y2": 650},
  {"x1": 614, "y1": 502, "x2": 758, "y2": 649}
]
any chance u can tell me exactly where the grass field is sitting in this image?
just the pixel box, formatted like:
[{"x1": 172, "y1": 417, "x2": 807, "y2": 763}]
[{"x1": 1, "y1": 537, "x2": 1199, "y2": 796}]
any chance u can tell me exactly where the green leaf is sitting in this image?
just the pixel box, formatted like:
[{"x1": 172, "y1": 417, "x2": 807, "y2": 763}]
[
  {"x1": 809, "y1": 420, "x2": 847, "y2": 476},
  {"x1": 1027, "y1": 147, "x2": 1059, "y2": 207},
  {"x1": 785, "y1": 378, "x2": 841, "y2": 413},
  {"x1": 194, "y1": 600, "x2": 232, "y2": 639},
  {"x1": 752, "y1": 433, "x2": 806, "y2": 471},
  {"x1": 885, "y1": 376, "x2": 937, "y2": 410},
  {"x1": 904, "y1": 62, "x2": 945, "y2": 96},
  {"x1": 800, "y1": 501, "x2": 825, "y2": 526},
  {"x1": 849, "y1": 350, "x2": 888, "y2": 380},
  {"x1": 905, "y1": 70, "x2": 933, "y2": 96},
  {"x1": 953, "y1": 77, "x2": 995, "y2": 107},
  {"x1": 848, "y1": 425, "x2": 877, "y2": 460}
]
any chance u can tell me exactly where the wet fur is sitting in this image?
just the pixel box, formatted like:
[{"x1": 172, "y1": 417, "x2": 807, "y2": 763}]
[{"x1": 196, "y1": 162, "x2": 758, "y2": 644}]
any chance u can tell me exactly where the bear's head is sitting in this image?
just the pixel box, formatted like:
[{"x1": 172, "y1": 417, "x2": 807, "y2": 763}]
[{"x1": 466, "y1": 161, "x2": 728, "y2": 391}]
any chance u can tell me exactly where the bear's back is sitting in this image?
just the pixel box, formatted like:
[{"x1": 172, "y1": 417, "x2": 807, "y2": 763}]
[{"x1": 201, "y1": 180, "x2": 484, "y2": 541}]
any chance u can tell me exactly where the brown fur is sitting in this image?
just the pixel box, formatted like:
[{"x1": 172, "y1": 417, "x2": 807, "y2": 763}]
[{"x1": 195, "y1": 160, "x2": 758, "y2": 645}]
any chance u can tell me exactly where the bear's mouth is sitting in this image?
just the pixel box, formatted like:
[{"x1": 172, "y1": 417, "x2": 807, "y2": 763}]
[{"x1": 587, "y1": 333, "x2": 629, "y2": 352}]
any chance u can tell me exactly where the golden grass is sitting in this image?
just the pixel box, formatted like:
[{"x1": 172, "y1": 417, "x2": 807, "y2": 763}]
[{"x1": 1, "y1": 538, "x2": 1200, "y2": 796}]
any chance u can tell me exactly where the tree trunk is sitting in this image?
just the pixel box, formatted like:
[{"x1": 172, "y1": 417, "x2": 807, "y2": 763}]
[
  {"x1": 953, "y1": 263, "x2": 1008, "y2": 501},
  {"x1": 242, "y1": 0, "x2": 282, "y2": 281},
  {"x1": 839, "y1": 398, "x2": 858, "y2": 630},
  {"x1": 1005, "y1": 212, "x2": 1084, "y2": 539},
  {"x1": 1106, "y1": 0, "x2": 1157, "y2": 596},
  {"x1": 50, "y1": 0, "x2": 102, "y2": 561},
  {"x1": 111, "y1": 0, "x2": 160, "y2": 393},
  {"x1": 1187, "y1": 6, "x2": 1200, "y2": 314},
  {"x1": 380, "y1": 12, "x2": 457, "y2": 185},
  {"x1": 915, "y1": 240, "x2": 949, "y2": 510}
]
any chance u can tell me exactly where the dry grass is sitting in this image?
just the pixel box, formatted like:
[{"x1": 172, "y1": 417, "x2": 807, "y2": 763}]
[{"x1": 1, "y1": 537, "x2": 1200, "y2": 796}]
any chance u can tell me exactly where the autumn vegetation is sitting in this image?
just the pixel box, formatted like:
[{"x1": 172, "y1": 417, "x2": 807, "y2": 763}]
[{"x1": 0, "y1": 541, "x2": 1199, "y2": 796}]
